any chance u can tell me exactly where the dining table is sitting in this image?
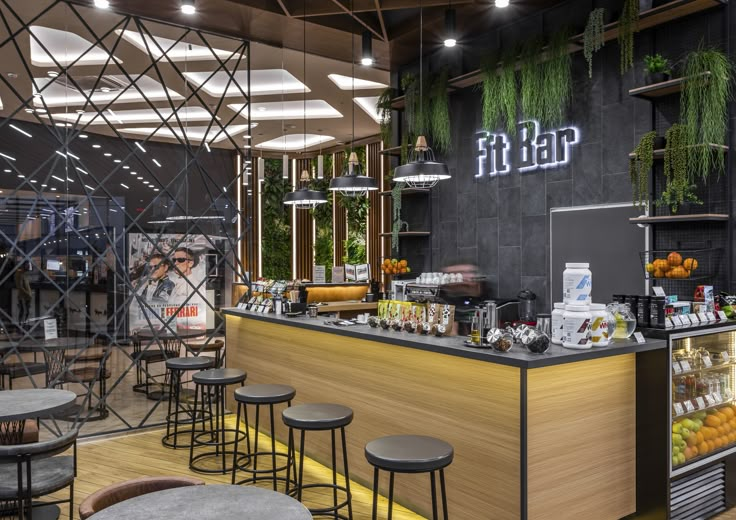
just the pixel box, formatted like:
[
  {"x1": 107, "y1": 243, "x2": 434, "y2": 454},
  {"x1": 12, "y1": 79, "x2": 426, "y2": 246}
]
[{"x1": 87, "y1": 484, "x2": 313, "y2": 520}]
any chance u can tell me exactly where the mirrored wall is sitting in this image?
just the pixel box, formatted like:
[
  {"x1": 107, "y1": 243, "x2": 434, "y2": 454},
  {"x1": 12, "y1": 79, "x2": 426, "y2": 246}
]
[{"x1": 0, "y1": 0, "x2": 251, "y2": 436}]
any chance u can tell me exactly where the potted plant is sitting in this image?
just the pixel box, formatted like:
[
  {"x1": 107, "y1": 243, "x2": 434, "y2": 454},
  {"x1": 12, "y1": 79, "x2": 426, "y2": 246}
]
[{"x1": 643, "y1": 53, "x2": 672, "y2": 84}]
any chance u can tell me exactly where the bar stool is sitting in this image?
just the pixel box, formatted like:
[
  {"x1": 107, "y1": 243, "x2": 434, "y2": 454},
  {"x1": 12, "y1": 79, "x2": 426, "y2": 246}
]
[
  {"x1": 365, "y1": 435, "x2": 454, "y2": 520},
  {"x1": 162, "y1": 356, "x2": 214, "y2": 449},
  {"x1": 282, "y1": 403, "x2": 354, "y2": 520},
  {"x1": 231, "y1": 384, "x2": 296, "y2": 491},
  {"x1": 188, "y1": 368, "x2": 247, "y2": 474}
]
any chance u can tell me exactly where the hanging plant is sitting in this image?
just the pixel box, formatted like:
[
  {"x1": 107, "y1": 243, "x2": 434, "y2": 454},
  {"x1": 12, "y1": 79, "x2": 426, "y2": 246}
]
[
  {"x1": 657, "y1": 123, "x2": 701, "y2": 213},
  {"x1": 618, "y1": 0, "x2": 639, "y2": 75},
  {"x1": 499, "y1": 48, "x2": 519, "y2": 135},
  {"x1": 629, "y1": 130, "x2": 656, "y2": 209},
  {"x1": 377, "y1": 87, "x2": 394, "y2": 146},
  {"x1": 542, "y1": 28, "x2": 572, "y2": 127},
  {"x1": 480, "y1": 55, "x2": 502, "y2": 132},
  {"x1": 430, "y1": 69, "x2": 451, "y2": 153},
  {"x1": 520, "y1": 38, "x2": 544, "y2": 131},
  {"x1": 583, "y1": 8, "x2": 606, "y2": 79},
  {"x1": 391, "y1": 181, "x2": 402, "y2": 254},
  {"x1": 402, "y1": 73, "x2": 427, "y2": 141},
  {"x1": 681, "y1": 44, "x2": 733, "y2": 180}
]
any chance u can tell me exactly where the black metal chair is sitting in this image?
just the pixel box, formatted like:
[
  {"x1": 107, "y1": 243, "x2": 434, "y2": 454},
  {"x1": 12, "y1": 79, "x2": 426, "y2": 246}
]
[
  {"x1": 132, "y1": 333, "x2": 179, "y2": 397},
  {"x1": 0, "y1": 429, "x2": 78, "y2": 520}
]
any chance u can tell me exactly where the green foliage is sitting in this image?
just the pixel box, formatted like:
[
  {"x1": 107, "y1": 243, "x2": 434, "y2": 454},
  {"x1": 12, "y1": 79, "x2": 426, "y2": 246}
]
[
  {"x1": 618, "y1": 0, "x2": 639, "y2": 75},
  {"x1": 629, "y1": 131, "x2": 656, "y2": 209},
  {"x1": 520, "y1": 38, "x2": 544, "y2": 130},
  {"x1": 429, "y1": 69, "x2": 451, "y2": 153},
  {"x1": 657, "y1": 123, "x2": 702, "y2": 213},
  {"x1": 402, "y1": 73, "x2": 427, "y2": 141},
  {"x1": 542, "y1": 28, "x2": 573, "y2": 127},
  {"x1": 310, "y1": 154, "x2": 334, "y2": 280},
  {"x1": 391, "y1": 181, "x2": 402, "y2": 254},
  {"x1": 377, "y1": 87, "x2": 394, "y2": 146},
  {"x1": 261, "y1": 158, "x2": 291, "y2": 279},
  {"x1": 583, "y1": 8, "x2": 606, "y2": 79},
  {"x1": 644, "y1": 53, "x2": 671, "y2": 75},
  {"x1": 480, "y1": 49, "x2": 518, "y2": 135},
  {"x1": 340, "y1": 194, "x2": 370, "y2": 265},
  {"x1": 681, "y1": 44, "x2": 733, "y2": 180}
]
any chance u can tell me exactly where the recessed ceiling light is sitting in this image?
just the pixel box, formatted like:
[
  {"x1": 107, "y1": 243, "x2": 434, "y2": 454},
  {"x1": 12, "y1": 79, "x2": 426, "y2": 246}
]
[
  {"x1": 24, "y1": 108, "x2": 34, "y2": 113},
  {"x1": 76, "y1": 110, "x2": 85, "y2": 115},
  {"x1": 3, "y1": 169, "x2": 10, "y2": 172},
  {"x1": 120, "y1": 183, "x2": 129, "y2": 189},
  {"x1": 47, "y1": 71, "x2": 59, "y2": 78},
  {"x1": 94, "y1": 0, "x2": 110, "y2": 8},
  {"x1": 104, "y1": 153, "x2": 112, "y2": 157},
  {"x1": 79, "y1": 133, "x2": 88, "y2": 138},
  {"x1": 114, "y1": 159, "x2": 121, "y2": 163},
  {"x1": 9, "y1": 124, "x2": 32, "y2": 137},
  {"x1": 496, "y1": 0, "x2": 510, "y2": 7},
  {"x1": 257, "y1": 106, "x2": 267, "y2": 112},
  {"x1": 30, "y1": 180, "x2": 37, "y2": 183},
  {"x1": 92, "y1": 144, "x2": 101, "y2": 148},
  {"x1": 123, "y1": 165, "x2": 130, "y2": 169},
  {"x1": 143, "y1": 181, "x2": 149, "y2": 184},
  {"x1": 137, "y1": 177, "x2": 143, "y2": 180},
  {"x1": 50, "y1": 187, "x2": 56, "y2": 191},
  {"x1": 327, "y1": 74, "x2": 388, "y2": 91},
  {"x1": 361, "y1": 57, "x2": 374, "y2": 66},
  {"x1": 181, "y1": 0, "x2": 196, "y2": 15}
]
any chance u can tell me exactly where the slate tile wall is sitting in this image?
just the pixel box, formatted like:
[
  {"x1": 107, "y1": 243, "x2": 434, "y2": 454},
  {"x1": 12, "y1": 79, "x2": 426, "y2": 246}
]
[{"x1": 397, "y1": 4, "x2": 733, "y2": 312}]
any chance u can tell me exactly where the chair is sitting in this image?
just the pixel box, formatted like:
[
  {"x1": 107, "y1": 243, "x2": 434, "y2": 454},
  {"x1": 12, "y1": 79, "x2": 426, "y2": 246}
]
[
  {"x1": 78, "y1": 475, "x2": 205, "y2": 519},
  {"x1": 0, "y1": 429, "x2": 77, "y2": 520},
  {"x1": 132, "y1": 334, "x2": 179, "y2": 396},
  {"x1": 0, "y1": 420, "x2": 38, "y2": 445},
  {"x1": 186, "y1": 338, "x2": 225, "y2": 368},
  {"x1": 0, "y1": 359, "x2": 47, "y2": 390}
]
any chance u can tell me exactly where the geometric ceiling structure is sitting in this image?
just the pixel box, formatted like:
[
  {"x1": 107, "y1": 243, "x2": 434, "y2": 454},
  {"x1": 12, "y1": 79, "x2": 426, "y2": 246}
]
[
  {"x1": 116, "y1": 29, "x2": 233, "y2": 62},
  {"x1": 184, "y1": 69, "x2": 308, "y2": 97},
  {"x1": 0, "y1": 0, "x2": 250, "y2": 438},
  {"x1": 327, "y1": 74, "x2": 387, "y2": 91}
]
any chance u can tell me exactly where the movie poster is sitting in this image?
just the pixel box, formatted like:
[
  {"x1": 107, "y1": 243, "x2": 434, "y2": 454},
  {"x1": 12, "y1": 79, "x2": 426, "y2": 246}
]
[{"x1": 128, "y1": 233, "x2": 208, "y2": 333}]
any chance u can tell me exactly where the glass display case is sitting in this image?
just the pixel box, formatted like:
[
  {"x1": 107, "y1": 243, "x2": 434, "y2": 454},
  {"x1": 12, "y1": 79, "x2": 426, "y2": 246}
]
[{"x1": 671, "y1": 326, "x2": 736, "y2": 474}]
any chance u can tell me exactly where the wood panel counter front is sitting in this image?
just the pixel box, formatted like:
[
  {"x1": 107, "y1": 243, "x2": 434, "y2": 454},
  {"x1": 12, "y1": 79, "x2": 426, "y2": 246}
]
[{"x1": 224, "y1": 309, "x2": 666, "y2": 519}]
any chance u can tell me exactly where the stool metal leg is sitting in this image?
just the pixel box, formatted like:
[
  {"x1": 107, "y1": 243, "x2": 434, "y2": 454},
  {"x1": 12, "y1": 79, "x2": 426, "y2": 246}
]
[
  {"x1": 430, "y1": 470, "x2": 438, "y2": 520},
  {"x1": 371, "y1": 467, "x2": 379, "y2": 520},
  {"x1": 231, "y1": 401, "x2": 242, "y2": 485},
  {"x1": 297, "y1": 429, "x2": 306, "y2": 503},
  {"x1": 387, "y1": 471, "x2": 395, "y2": 520},
  {"x1": 340, "y1": 426, "x2": 353, "y2": 520},
  {"x1": 440, "y1": 469, "x2": 449, "y2": 520},
  {"x1": 188, "y1": 383, "x2": 200, "y2": 466},
  {"x1": 285, "y1": 427, "x2": 294, "y2": 495},
  {"x1": 269, "y1": 403, "x2": 277, "y2": 491},
  {"x1": 165, "y1": 368, "x2": 175, "y2": 443},
  {"x1": 331, "y1": 428, "x2": 338, "y2": 516},
  {"x1": 252, "y1": 404, "x2": 260, "y2": 484}
]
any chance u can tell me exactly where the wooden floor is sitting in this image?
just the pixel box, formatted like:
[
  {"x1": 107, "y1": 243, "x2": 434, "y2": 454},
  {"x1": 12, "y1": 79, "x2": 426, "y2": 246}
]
[{"x1": 50, "y1": 415, "x2": 426, "y2": 520}]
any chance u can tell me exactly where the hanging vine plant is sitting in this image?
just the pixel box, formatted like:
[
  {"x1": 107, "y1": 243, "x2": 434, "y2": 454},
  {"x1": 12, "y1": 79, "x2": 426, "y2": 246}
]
[
  {"x1": 390, "y1": 137, "x2": 410, "y2": 253},
  {"x1": 480, "y1": 55, "x2": 501, "y2": 132},
  {"x1": 583, "y1": 8, "x2": 606, "y2": 79},
  {"x1": 520, "y1": 38, "x2": 544, "y2": 132},
  {"x1": 629, "y1": 130, "x2": 656, "y2": 209},
  {"x1": 430, "y1": 68, "x2": 451, "y2": 153},
  {"x1": 339, "y1": 148, "x2": 369, "y2": 265},
  {"x1": 657, "y1": 123, "x2": 702, "y2": 213},
  {"x1": 499, "y1": 48, "x2": 518, "y2": 135},
  {"x1": 377, "y1": 87, "x2": 394, "y2": 146},
  {"x1": 402, "y1": 73, "x2": 426, "y2": 142},
  {"x1": 681, "y1": 44, "x2": 733, "y2": 180},
  {"x1": 618, "y1": 0, "x2": 639, "y2": 75},
  {"x1": 542, "y1": 28, "x2": 573, "y2": 127}
]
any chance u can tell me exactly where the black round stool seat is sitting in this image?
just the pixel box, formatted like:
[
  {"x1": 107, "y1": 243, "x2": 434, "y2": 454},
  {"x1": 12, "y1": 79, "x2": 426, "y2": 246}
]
[
  {"x1": 365, "y1": 435, "x2": 454, "y2": 473},
  {"x1": 166, "y1": 356, "x2": 214, "y2": 371},
  {"x1": 193, "y1": 368, "x2": 246, "y2": 386},
  {"x1": 282, "y1": 403, "x2": 353, "y2": 430},
  {"x1": 235, "y1": 384, "x2": 296, "y2": 405}
]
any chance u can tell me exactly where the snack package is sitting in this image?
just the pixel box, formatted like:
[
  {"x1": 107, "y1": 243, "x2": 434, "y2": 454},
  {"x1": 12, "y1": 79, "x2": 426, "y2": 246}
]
[
  {"x1": 718, "y1": 293, "x2": 736, "y2": 319},
  {"x1": 377, "y1": 300, "x2": 388, "y2": 320},
  {"x1": 388, "y1": 301, "x2": 402, "y2": 321},
  {"x1": 400, "y1": 302, "x2": 413, "y2": 323},
  {"x1": 427, "y1": 303, "x2": 438, "y2": 325}
]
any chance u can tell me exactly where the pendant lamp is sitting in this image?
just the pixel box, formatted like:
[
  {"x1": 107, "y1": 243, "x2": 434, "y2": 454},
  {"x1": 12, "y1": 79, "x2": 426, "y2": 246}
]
[
  {"x1": 284, "y1": 170, "x2": 328, "y2": 208},
  {"x1": 329, "y1": 1, "x2": 378, "y2": 197},
  {"x1": 394, "y1": 3, "x2": 451, "y2": 189},
  {"x1": 283, "y1": 0, "x2": 327, "y2": 209}
]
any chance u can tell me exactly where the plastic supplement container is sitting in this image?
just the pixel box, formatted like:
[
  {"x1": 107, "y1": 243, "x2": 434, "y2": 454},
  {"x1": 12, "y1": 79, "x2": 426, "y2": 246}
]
[
  {"x1": 563, "y1": 304, "x2": 592, "y2": 349},
  {"x1": 551, "y1": 303, "x2": 565, "y2": 345},
  {"x1": 563, "y1": 263, "x2": 592, "y2": 305},
  {"x1": 589, "y1": 303, "x2": 610, "y2": 347}
]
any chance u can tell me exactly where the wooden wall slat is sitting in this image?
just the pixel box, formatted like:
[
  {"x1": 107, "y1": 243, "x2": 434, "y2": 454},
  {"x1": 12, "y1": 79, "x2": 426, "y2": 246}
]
[
  {"x1": 366, "y1": 142, "x2": 382, "y2": 281},
  {"x1": 294, "y1": 158, "x2": 314, "y2": 280},
  {"x1": 333, "y1": 151, "x2": 347, "y2": 267}
]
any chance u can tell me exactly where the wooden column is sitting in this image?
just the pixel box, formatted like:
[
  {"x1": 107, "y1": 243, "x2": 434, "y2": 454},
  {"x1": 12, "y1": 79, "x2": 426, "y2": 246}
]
[
  {"x1": 333, "y1": 151, "x2": 347, "y2": 266},
  {"x1": 293, "y1": 158, "x2": 314, "y2": 280}
]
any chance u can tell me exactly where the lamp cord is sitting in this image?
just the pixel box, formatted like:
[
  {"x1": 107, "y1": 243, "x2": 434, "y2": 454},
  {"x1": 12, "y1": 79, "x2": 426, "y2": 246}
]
[
  {"x1": 419, "y1": 0, "x2": 423, "y2": 131},
  {"x1": 351, "y1": 0, "x2": 355, "y2": 160},
  {"x1": 303, "y1": 0, "x2": 307, "y2": 166}
]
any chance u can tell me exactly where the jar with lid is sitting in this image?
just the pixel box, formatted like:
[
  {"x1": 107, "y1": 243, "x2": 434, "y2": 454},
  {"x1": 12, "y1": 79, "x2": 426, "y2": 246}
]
[
  {"x1": 563, "y1": 263, "x2": 592, "y2": 305},
  {"x1": 551, "y1": 303, "x2": 565, "y2": 345},
  {"x1": 590, "y1": 304, "x2": 612, "y2": 347},
  {"x1": 608, "y1": 302, "x2": 636, "y2": 339},
  {"x1": 562, "y1": 304, "x2": 592, "y2": 349}
]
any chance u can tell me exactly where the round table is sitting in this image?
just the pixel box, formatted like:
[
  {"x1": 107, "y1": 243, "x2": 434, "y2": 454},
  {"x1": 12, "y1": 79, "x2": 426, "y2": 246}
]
[
  {"x1": 87, "y1": 485, "x2": 313, "y2": 520},
  {"x1": 0, "y1": 337, "x2": 89, "y2": 352},
  {"x1": 135, "y1": 329, "x2": 205, "y2": 341},
  {"x1": 0, "y1": 389, "x2": 77, "y2": 422}
]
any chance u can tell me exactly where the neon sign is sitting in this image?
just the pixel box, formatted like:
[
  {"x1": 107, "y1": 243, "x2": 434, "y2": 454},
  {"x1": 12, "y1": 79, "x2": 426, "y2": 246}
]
[{"x1": 476, "y1": 120, "x2": 580, "y2": 178}]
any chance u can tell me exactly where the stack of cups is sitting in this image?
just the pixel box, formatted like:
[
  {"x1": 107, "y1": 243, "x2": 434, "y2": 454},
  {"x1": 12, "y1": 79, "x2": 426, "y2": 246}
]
[{"x1": 560, "y1": 263, "x2": 593, "y2": 349}]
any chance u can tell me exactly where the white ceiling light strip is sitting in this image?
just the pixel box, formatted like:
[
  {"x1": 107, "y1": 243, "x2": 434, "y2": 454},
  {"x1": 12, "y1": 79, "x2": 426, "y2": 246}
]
[
  {"x1": 183, "y1": 69, "x2": 308, "y2": 97},
  {"x1": 228, "y1": 100, "x2": 342, "y2": 121},
  {"x1": 327, "y1": 73, "x2": 387, "y2": 90}
]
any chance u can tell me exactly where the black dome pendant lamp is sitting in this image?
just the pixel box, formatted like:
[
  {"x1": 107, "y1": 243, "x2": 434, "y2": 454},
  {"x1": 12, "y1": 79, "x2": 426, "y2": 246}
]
[
  {"x1": 329, "y1": 0, "x2": 378, "y2": 198},
  {"x1": 283, "y1": 0, "x2": 327, "y2": 209},
  {"x1": 393, "y1": 2, "x2": 451, "y2": 189}
]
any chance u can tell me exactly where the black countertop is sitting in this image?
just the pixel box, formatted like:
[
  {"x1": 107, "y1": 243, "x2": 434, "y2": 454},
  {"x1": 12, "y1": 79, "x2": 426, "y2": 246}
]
[{"x1": 223, "y1": 308, "x2": 667, "y2": 369}]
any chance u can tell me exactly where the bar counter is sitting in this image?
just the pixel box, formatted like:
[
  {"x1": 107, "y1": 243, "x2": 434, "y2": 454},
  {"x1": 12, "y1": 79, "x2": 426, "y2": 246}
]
[{"x1": 224, "y1": 307, "x2": 667, "y2": 519}]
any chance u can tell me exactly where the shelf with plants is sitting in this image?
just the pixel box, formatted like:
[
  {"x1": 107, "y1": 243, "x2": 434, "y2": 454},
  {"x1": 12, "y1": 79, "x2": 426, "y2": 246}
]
[
  {"x1": 379, "y1": 146, "x2": 402, "y2": 157},
  {"x1": 629, "y1": 72, "x2": 712, "y2": 99},
  {"x1": 629, "y1": 143, "x2": 728, "y2": 160},
  {"x1": 629, "y1": 214, "x2": 729, "y2": 224}
]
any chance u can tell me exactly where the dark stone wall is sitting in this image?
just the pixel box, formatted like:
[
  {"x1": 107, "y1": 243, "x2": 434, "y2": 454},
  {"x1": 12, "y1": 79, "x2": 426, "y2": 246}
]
[{"x1": 396, "y1": 2, "x2": 734, "y2": 312}]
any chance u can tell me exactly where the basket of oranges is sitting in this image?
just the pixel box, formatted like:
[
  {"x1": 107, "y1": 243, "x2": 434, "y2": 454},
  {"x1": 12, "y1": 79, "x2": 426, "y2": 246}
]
[
  {"x1": 381, "y1": 258, "x2": 411, "y2": 276},
  {"x1": 641, "y1": 251, "x2": 704, "y2": 279}
]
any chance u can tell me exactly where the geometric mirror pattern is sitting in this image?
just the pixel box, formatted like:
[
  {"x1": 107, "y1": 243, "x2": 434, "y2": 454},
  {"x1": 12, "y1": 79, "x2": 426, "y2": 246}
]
[{"x1": 0, "y1": 0, "x2": 251, "y2": 437}]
